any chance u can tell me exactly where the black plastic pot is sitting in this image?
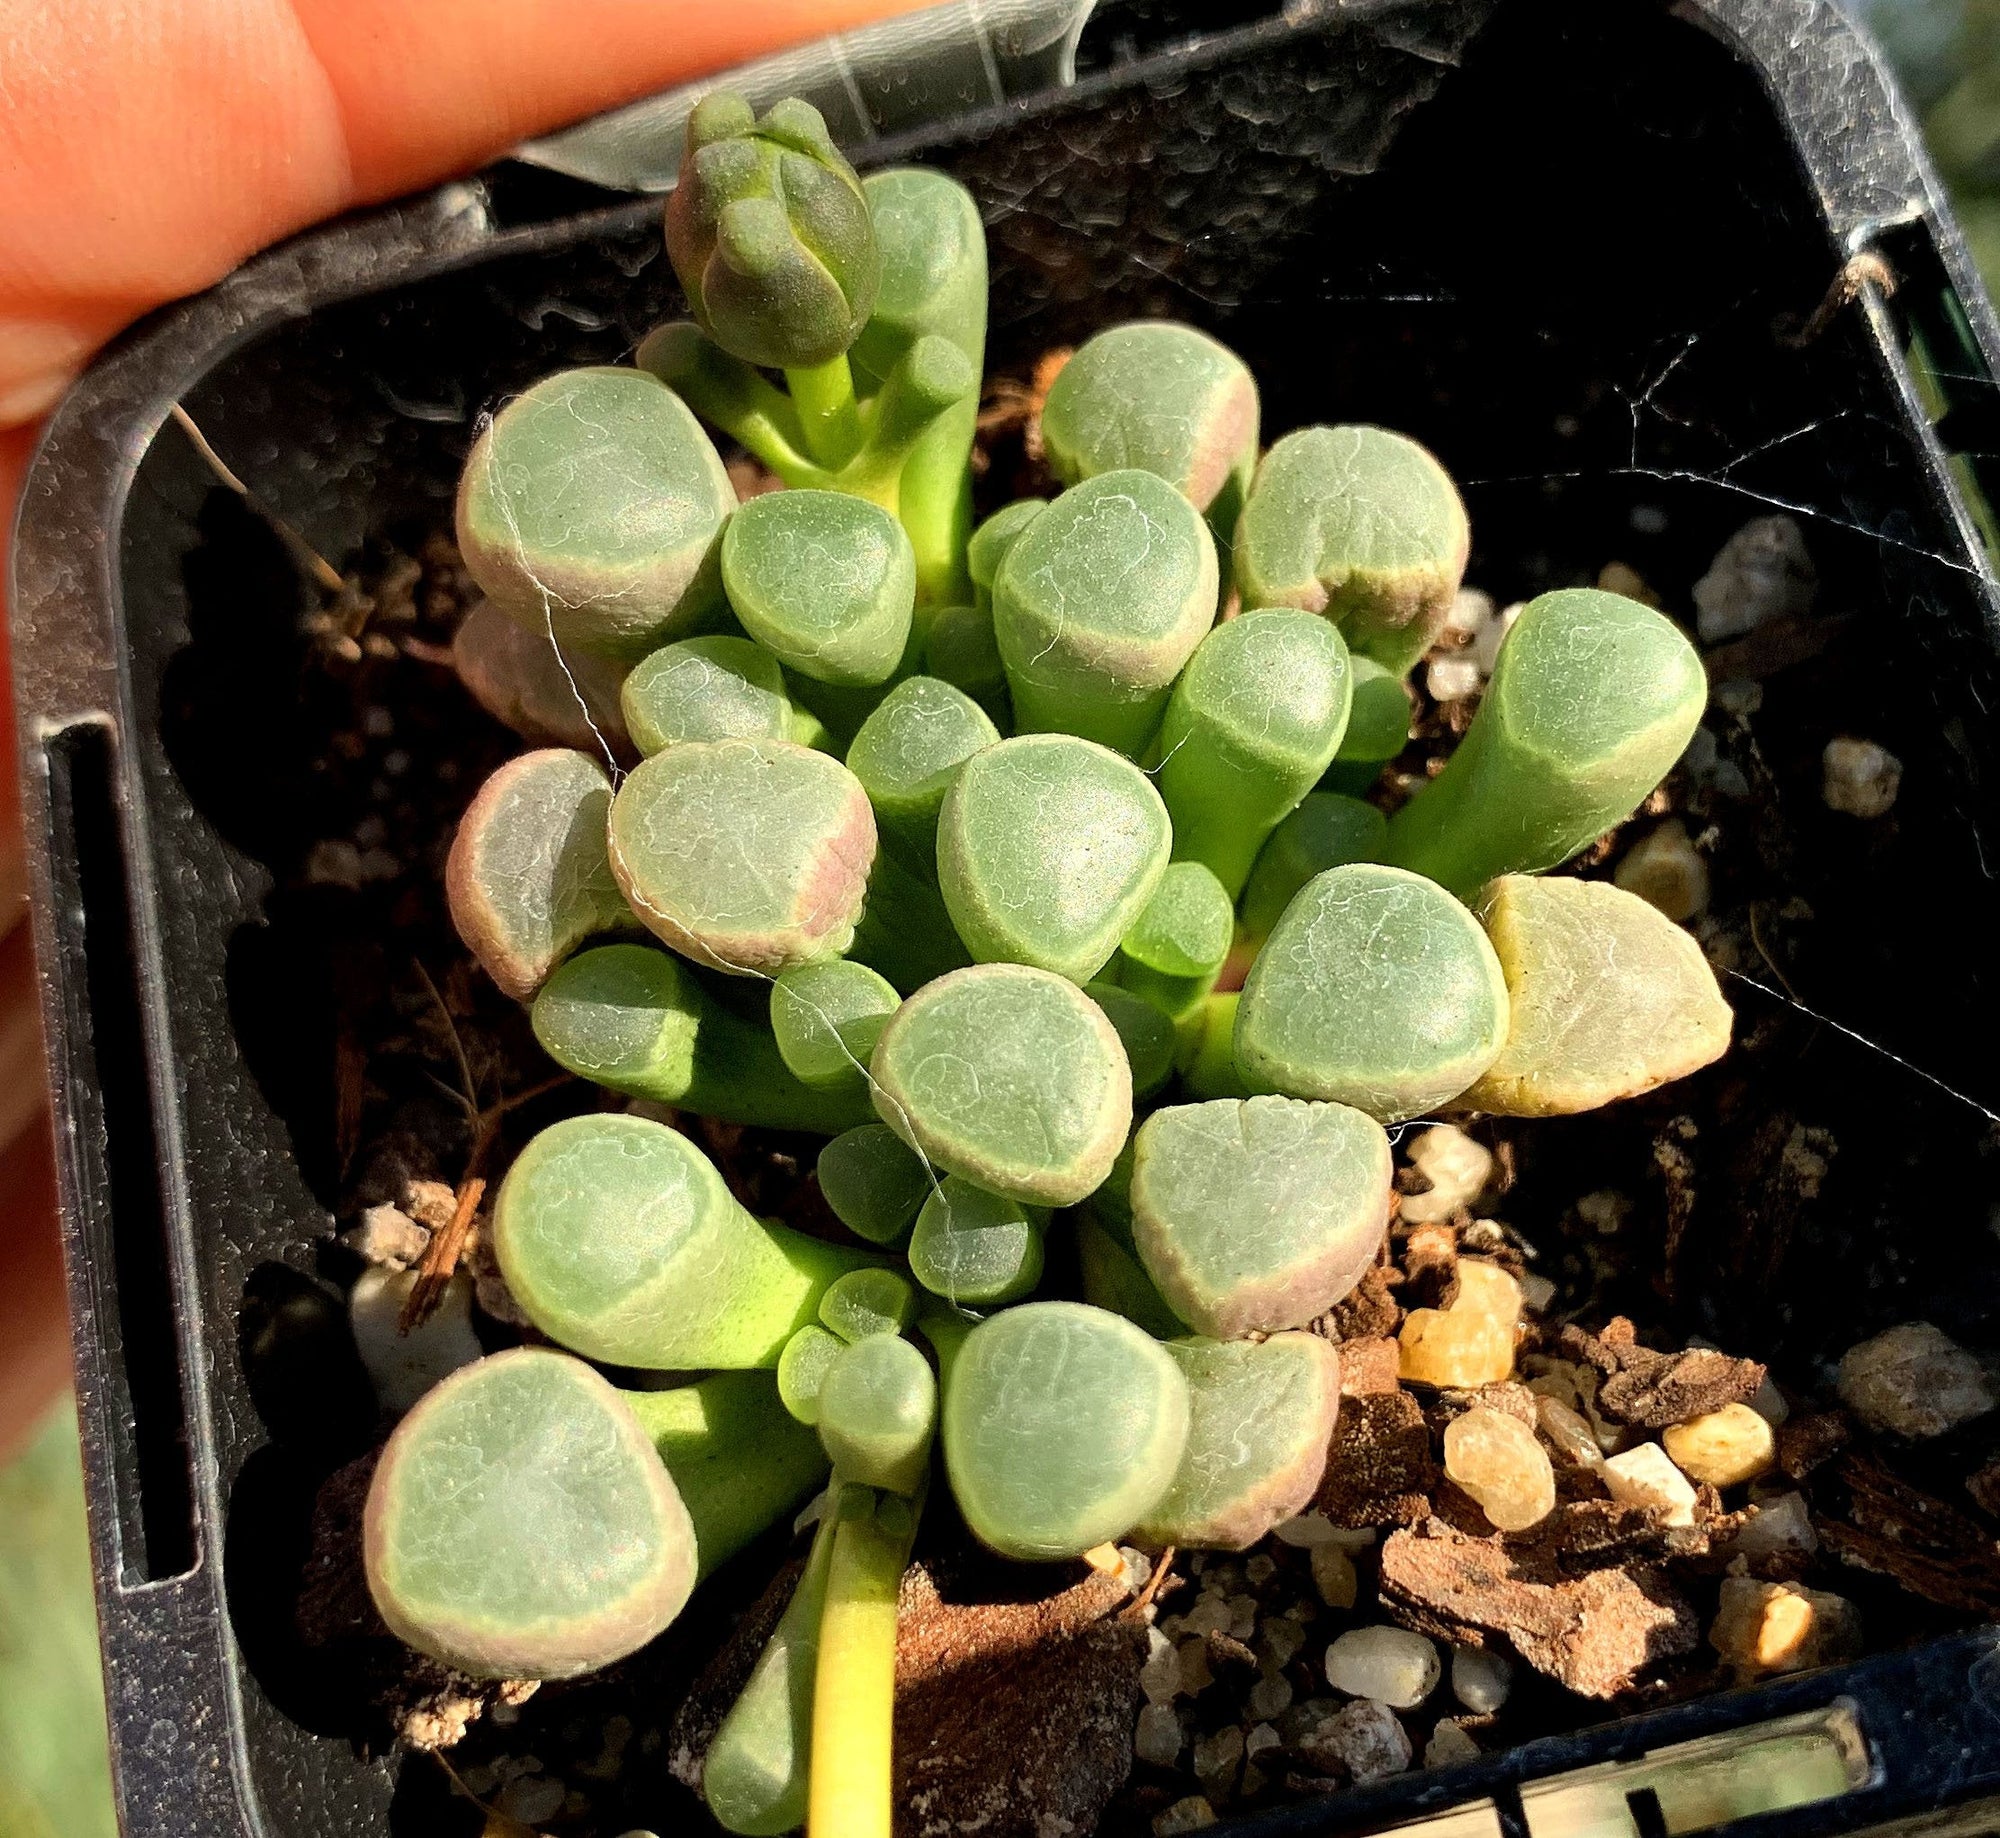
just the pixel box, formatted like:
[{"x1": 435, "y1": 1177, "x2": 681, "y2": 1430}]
[{"x1": 16, "y1": 1, "x2": 2000, "y2": 1833}]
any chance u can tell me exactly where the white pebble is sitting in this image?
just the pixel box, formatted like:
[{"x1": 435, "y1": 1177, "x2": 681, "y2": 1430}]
[
  {"x1": 1426, "y1": 655, "x2": 1483, "y2": 704},
  {"x1": 1821, "y1": 736, "x2": 1901, "y2": 819},
  {"x1": 1135, "y1": 1703, "x2": 1183, "y2": 1767},
  {"x1": 1400, "y1": 1125, "x2": 1494, "y2": 1225},
  {"x1": 1153, "y1": 1795, "x2": 1216, "y2": 1836},
  {"x1": 342, "y1": 1203, "x2": 430, "y2": 1270},
  {"x1": 1245, "y1": 1723, "x2": 1281, "y2": 1760},
  {"x1": 1471, "y1": 603, "x2": 1523, "y2": 676},
  {"x1": 1693, "y1": 515, "x2": 1816, "y2": 642},
  {"x1": 349, "y1": 1268, "x2": 484, "y2": 1413},
  {"x1": 1226, "y1": 1593, "x2": 1258, "y2": 1641},
  {"x1": 1324, "y1": 1627, "x2": 1441, "y2": 1709},
  {"x1": 1727, "y1": 1491, "x2": 1819, "y2": 1563},
  {"x1": 1307, "y1": 1699, "x2": 1412, "y2": 1782},
  {"x1": 1260, "y1": 1619, "x2": 1305, "y2": 1671},
  {"x1": 1837, "y1": 1321, "x2": 1993, "y2": 1438},
  {"x1": 1183, "y1": 1594, "x2": 1231, "y2": 1637},
  {"x1": 1444, "y1": 587, "x2": 1495, "y2": 639},
  {"x1": 1425, "y1": 1720, "x2": 1482, "y2": 1769},
  {"x1": 1450, "y1": 1645, "x2": 1513, "y2": 1714},
  {"x1": 1601, "y1": 1442, "x2": 1700, "y2": 1527},
  {"x1": 1518, "y1": 1272, "x2": 1557, "y2": 1313},
  {"x1": 1247, "y1": 1674, "x2": 1293, "y2": 1720},
  {"x1": 1614, "y1": 819, "x2": 1710, "y2": 922},
  {"x1": 1141, "y1": 1627, "x2": 1181, "y2": 1704},
  {"x1": 1310, "y1": 1543, "x2": 1357, "y2": 1609}
]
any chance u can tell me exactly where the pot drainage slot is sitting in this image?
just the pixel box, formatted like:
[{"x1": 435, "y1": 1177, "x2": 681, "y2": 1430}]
[
  {"x1": 1516, "y1": 1700, "x2": 1872, "y2": 1838},
  {"x1": 44, "y1": 717, "x2": 197, "y2": 1585}
]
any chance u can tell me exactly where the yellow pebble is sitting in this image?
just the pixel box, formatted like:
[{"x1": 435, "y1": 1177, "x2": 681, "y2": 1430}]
[{"x1": 1662, "y1": 1403, "x2": 1775, "y2": 1488}]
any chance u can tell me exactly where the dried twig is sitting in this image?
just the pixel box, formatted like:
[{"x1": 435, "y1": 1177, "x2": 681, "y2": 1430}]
[
  {"x1": 1780, "y1": 249, "x2": 1898, "y2": 349},
  {"x1": 169, "y1": 403, "x2": 347, "y2": 594},
  {"x1": 1123, "y1": 1545, "x2": 1176, "y2": 1620}
]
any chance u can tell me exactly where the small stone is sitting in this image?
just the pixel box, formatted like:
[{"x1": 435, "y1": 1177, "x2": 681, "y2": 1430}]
[
  {"x1": 1260, "y1": 1619, "x2": 1305, "y2": 1672},
  {"x1": 1226, "y1": 1593, "x2": 1259, "y2": 1641},
  {"x1": 498, "y1": 1775, "x2": 566, "y2": 1826},
  {"x1": 1471, "y1": 603, "x2": 1522, "y2": 676},
  {"x1": 1821, "y1": 737, "x2": 1901, "y2": 818},
  {"x1": 402, "y1": 1179, "x2": 461, "y2": 1230},
  {"x1": 1273, "y1": 1512, "x2": 1341, "y2": 1548},
  {"x1": 1399, "y1": 1306, "x2": 1516, "y2": 1389},
  {"x1": 1443, "y1": 1404, "x2": 1556, "y2": 1532},
  {"x1": 1575, "y1": 1190, "x2": 1629, "y2": 1235},
  {"x1": 1245, "y1": 1554, "x2": 1277, "y2": 1587},
  {"x1": 1324, "y1": 1627, "x2": 1441, "y2": 1709},
  {"x1": 1535, "y1": 1396, "x2": 1603, "y2": 1470},
  {"x1": 1600, "y1": 1443, "x2": 1699, "y2": 1527},
  {"x1": 1400, "y1": 1125, "x2": 1495, "y2": 1225},
  {"x1": 1444, "y1": 588, "x2": 1495, "y2": 639},
  {"x1": 1614, "y1": 819, "x2": 1710, "y2": 922},
  {"x1": 1425, "y1": 1720, "x2": 1481, "y2": 1769},
  {"x1": 1450, "y1": 1645, "x2": 1512, "y2": 1714},
  {"x1": 1153, "y1": 1794, "x2": 1217, "y2": 1835},
  {"x1": 1247, "y1": 1674, "x2": 1294, "y2": 1720},
  {"x1": 1183, "y1": 1594, "x2": 1231, "y2": 1638},
  {"x1": 1120, "y1": 1547, "x2": 1155, "y2": 1595},
  {"x1": 1245, "y1": 1722, "x2": 1282, "y2": 1760},
  {"x1": 1328, "y1": 1527, "x2": 1378, "y2": 1553},
  {"x1": 1136, "y1": 1702, "x2": 1184, "y2": 1766},
  {"x1": 1310, "y1": 1544, "x2": 1358, "y2": 1609},
  {"x1": 342, "y1": 1204, "x2": 431, "y2": 1270},
  {"x1": 1837, "y1": 1322, "x2": 1994, "y2": 1438},
  {"x1": 1426, "y1": 655, "x2": 1483, "y2": 703},
  {"x1": 1192, "y1": 1725, "x2": 1244, "y2": 1797},
  {"x1": 1712, "y1": 677, "x2": 1763, "y2": 719},
  {"x1": 1178, "y1": 1638, "x2": 1214, "y2": 1696},
  {"x1": 1726, "y1": 1491, "x2": 1819, "y2": 1564},
  {"x1": 1301, "y1": 1698, "x2": 1412, "y2": 1783},
  {"x1": 1693, "y1": 514, "x2": 1815, "y2": 643},
  {"x1": 1518, "y1": 1272, "x2": 1557, "y2": 1313},
  {"x1": 1141, "y1": 1627, "x2": 1182, "y2": 1704},
  {"x1": 348, "y1": 1268, "x2": 484, "y2": 1413},
  {"x1": 1747, "y1": 1375, "x2": 1790, "y2": 1428},
  {"x1": 1709, "y1": 1577, "x2": 1860, "y2": 1679},
  {"x1": 1663, "y1": 1403, "x2": 1776, "y2": 1488},
  {"x1": 1239, "y1": 1762, "x2": 1268, "y2": 1797}
]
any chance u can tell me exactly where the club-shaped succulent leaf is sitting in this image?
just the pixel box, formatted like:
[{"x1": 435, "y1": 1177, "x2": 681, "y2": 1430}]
[
  {"x1": 967, "y1": 498, "x2": 1047, "y2": 611},
  {"x1": 1233, "y1": 425, "x2": 1469, "y2": 674},
  {"x1": 665, "y1": 94, "x2": 879, "y2": 370},
  {"x1": 1460, "y1": 875, "x2": 1732, "y2": 1115},
  {"x1": 364, "y1": 1348, "x2": 695, "y2": 1679},
  {"x1": 778, "y1": 1325, "x2": 846, "y2": 1425},
  {"x1": 1240, "y1": 793, "x2": 1389, "y2": 941},
  {"x1": 1385, "y1": 590, "x2": 1707, "y2": 897},
  {"x1": 1076, "y1": 1219, "x2": 1189, "y2": 1340},
  {"x1": 1040, "y1": 322, "x2": 1259, "y2": 529},
  {"x1": 847, "y1": 843, "x2": 975, "y2": 995},
  {"x1": 702, "y1": 1501, "x2": 837, "y2": 1835},
  {"x1": 446, "y1": 749, "x2": 634, "y2": 1001},
  {"x1": 1234, "y1": 864, "x2": 1509, "y2": 1121},
  {"x1": 608, "y1": 738, "x2": 875, "y2": 976},
  {"x1": 623, "y1": 635, "x2": 797, "y2": 753},
  {"x1": 722, "y1": 490, "x2": 916, "y2": 688},
  {"x1": 1133, "y1": 1334, "x2": 1341, "y2": 1550},
  {"x1": 1121, "y1": 863, "x2": 1233, "y2": 986},
  {"x1": 621, "y1": 1372, "x2": 828, "y2": 1577},
  {"x1": 1179, "y1": 991, "x2": 1251, "y2": 1101},
  {"x1": 453, "y1": 598, "x2": 633, "y2": 755},
  {"x1": 457, "y1": 367, "x2": 734, "y2": 662},
  {"x1": 532, "y1": 944, "x2": 871, "y2": 1133},
  {"x1": 853, "y1": 168, "x2": 988, "y2": 604},
  {"x1": 770, "y1": 959, "x2": 901, "y2": 1094},
  {"x1": 1154, "y1": 610, "x2": 1353, "y2": 896},
  {"x1": 938, "y1": 734, "x2": 1172, "y2": 983},
  {"x1": 870, "y1": 963, "x2": 1132, "y2": 1206},
  {"x1": 991, "y1": 470, "x2": 1218, "y2": 753},
  {"x1": 820, "y1": 1267, "x2": 918, "y2": 1343},
  {"x1": 1084, "y1": 981, "x2": 1177, "y2": 1099},
  {"x1": 943, "y1": 1302, "x2": 1190, "y2": 1561},
  {"x1": 921, "y1": 604, "x2": 1010, "y2": 725},
  {"x1": 1321, "y1": 656, "x2": 1412, "y2": 792},
  {"x1": 816, "y1": 1333, "x2": 937, "y2": 1495},
  {"x1": 1130, "y1": 1097, "x2": 1393, "y2": 1336},
  {"x1": 815, "y1": 1124, "x2": 933, "y2": 1246},
  {"x1": 845, "y1": 675, "x2": 998, "y2": 870},
  {"x1": 493, "y1": 1114, "x2": 871, "y2": 1369},
  {"x1": 907, "y1": 1176, "x2": 1046, "y2": 1306}
]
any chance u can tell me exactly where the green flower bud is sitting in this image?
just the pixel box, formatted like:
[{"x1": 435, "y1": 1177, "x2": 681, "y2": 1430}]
[
  {"x1": 1239, "y1": 793, "x2": 1388, "y2": 941},
  {"x1": 1463, "y1": 875, "x2": 1732, "y2": 1115},
  {"x1": 665, "y1": 94, "x2": 879, "y2": 369},
  {"x1": 870, "y1": 963, "x2": 1131, "y2": 1206},
  {"x1": 1130, "y1": 1096, "x2": 1392, "y2": 1337},
  {"x1": 364, "y1": 1349, "x2": 695, "y2": 1679},
  {"x1": 457, "y1": 367, "x2": 734, "y2": 661},
  {"x1": 1385, "y1": 589, "x2": 1707, "y2": 897},
  {"x1": 1040, "y1": 321, "x2": 1259, "y2": 522},
  {"x1": 1234, "y1": 863, "x2": 1508, "y2": 1121},
  {"x1": 608, "y1": 738, "x2": 876, "y2": 976},
  {"x1": 943, "y1": 1302, "x2": 1189, "y2": 1561},
  {"x1": 992, "y1": 470, "x2": 1218, "y2": 754},
  {"x1": 622, "y1": 635, "x2": 796, "y2": 754},
  {"x1": 816, "y1": 1333, "x2": 937, "y2": 1495},
  {"x1": 815, "y1": 1125, "x2": 932, "y2": 1248},
  {"x1": 1155, "y1": 609, "x2": 1353, "y2": 896},
  {"x1": 446, "y1": 749, "x2": 633, "y2": 1001},
  {"x1": 938, "y1": 734, "x2": 1172, "y2": 984},
  {"x1": 493, "y1": 1114, "x2": 870, "y2": 1369},
  {"x1": 907, "y1": 1177, "x2": 1046, "y2": 1307},
  {"x1": 722, "y1": 489, "x2": 916, "y2": 688},
  {"x1": 1233, "y1": 425, "x2": 1469, "y2": 674},
  {"x1": 1133, "y1": 1334, "x2": 1340, "y2": 1551}
]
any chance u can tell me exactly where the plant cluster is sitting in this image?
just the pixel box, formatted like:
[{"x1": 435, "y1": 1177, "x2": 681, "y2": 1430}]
[{"x1": 378, "y1": 92, "x2": 1732, "y2": 1838}]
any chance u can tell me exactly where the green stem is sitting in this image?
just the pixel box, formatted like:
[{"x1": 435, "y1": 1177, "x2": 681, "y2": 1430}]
[
  {"x1": 808, "y1": 1483, "x2": 921, "y2": 1838},
  {"x1": 638, "y1": 323, "x2": 817, "y2": 483},
  {"x1": 787, "y1": 355, "x2": 864, "y2": 470},
  {"x1": 894, "y1": 395, "x2": 977, "y2": 605}
]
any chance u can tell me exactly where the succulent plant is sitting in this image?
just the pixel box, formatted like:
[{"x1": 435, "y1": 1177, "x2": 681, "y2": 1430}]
[
  {"x1": 457, "y1": 367, "x2": 735, "y2": 662},
  {"x1": 423, "y1": 106, "x2": 1752, "y2": 1838}
]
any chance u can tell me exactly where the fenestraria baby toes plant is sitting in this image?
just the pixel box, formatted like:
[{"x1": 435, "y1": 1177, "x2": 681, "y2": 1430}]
[{"x1": 396, "y1": 85, "x2": 1736, "y2": 1838}]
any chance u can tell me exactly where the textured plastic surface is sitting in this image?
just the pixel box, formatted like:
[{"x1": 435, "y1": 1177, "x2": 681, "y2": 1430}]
[{"x1": 15, "y1": 0, "x2": 2000, "y2": 1833}]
